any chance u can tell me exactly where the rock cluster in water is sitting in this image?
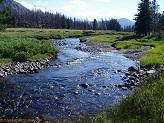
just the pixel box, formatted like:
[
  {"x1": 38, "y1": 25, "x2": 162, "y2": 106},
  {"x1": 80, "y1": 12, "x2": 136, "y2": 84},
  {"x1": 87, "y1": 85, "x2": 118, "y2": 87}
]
[
  {"x1": 0, "y1": 58, "x2": 50, "y2": 78},
  {"x1": 116, "y1": 66, "x2": 156, "y2": 90}
]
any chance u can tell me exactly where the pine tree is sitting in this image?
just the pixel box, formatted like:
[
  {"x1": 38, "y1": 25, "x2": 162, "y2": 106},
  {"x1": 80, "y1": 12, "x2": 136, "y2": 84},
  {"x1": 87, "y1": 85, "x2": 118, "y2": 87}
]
[
  {"x1": 158, "y1": 11, "x2": 164, "y2": 31},
  {"x1": 151, "y1": 0, "x2": 160, "y2": 32},
  {"x1": 0, "y1": 8, "x2": 13, "y2": 30},
  {"x1": 109, "y1": 19, "x2": 121, "y2": 31},
  {"x1": 135, "y1": 0, "x2": 152, "y2": 35},
  {"x1": 93, "y1": 19, "x2": 98, "y2": 30}
]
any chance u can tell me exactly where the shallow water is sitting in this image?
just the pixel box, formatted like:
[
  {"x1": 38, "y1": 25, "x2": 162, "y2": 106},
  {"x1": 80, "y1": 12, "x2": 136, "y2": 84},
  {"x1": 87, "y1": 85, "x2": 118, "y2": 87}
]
[{"x1": 0, "y1": 38, "x2": 136, "y2": 121}]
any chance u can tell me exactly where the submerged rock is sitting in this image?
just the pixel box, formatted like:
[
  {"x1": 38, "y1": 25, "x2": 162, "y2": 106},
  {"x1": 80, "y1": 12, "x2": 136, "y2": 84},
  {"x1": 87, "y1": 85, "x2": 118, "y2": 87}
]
[
  {"x1": 94, "y1": 92, "x2": 101, "y2": 96},
  {"x1": 80, "y1": 83, "x2": 89, "y2": 88}
]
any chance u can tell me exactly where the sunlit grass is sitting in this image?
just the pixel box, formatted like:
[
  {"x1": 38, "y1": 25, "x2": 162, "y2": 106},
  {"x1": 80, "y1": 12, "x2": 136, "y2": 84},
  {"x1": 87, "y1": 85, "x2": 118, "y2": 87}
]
[
  {"x1": 0, "y1": 28, "x2": 85, "y2": 63},
  {"x1": 0, "y1": 58, "x2": 12, "y2": 64},
  {"x1": 84, "y1": 32, "x2": 164, "y2": 68},
  {"x1": 90, "y1": 35, "x2": 122, "y2": 43},
  {"x1": 114, "y1": 39, "x2": 157, "y2": 50},
  {"x1": 108, "y1": 70, "x2": 164, "y2": 123},
  {"x1": 140, "y1": 44, "x2": 164, "y2": 68},
  {"x1": 0, "y1": 37, "x2": 58, "y2": 62},
  {"x1": 1, "y1": 28, "x2": 84, "y2": 39}
]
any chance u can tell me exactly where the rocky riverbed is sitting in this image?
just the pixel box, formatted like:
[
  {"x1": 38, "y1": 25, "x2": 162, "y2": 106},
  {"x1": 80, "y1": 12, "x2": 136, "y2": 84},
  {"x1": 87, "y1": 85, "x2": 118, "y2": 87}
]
[
  {"x1": 75, "y1": 40, "x2": 158, "y2": 90},
  {"x1": 0, "y1": 58, "x2": 51, "y2": 78}
]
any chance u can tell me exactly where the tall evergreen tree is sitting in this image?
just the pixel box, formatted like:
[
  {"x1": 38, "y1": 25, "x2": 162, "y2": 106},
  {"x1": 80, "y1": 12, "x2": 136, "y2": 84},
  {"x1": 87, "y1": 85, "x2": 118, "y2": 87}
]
[
  {"x1": 0, "y1": 8, "x2": 13, "y2": 30},
  {"x1": 93, "y1": 19, "x2": 98, "y2": 30},
  {"x1": 0, "y1": 0, "x2": 5, "y2": 30},
  {"x1": 135, "y1": 0, "x2": 152, "y2": 35},
  {"x1": 158, "y1": 11, "x2": 164, "y2": 31},
  {"x1": 109, "y1": 19, "x2": 121, "y2": 31},
  {"x1": 151, "y1": 0, "x2": 160, "y2": 32}
]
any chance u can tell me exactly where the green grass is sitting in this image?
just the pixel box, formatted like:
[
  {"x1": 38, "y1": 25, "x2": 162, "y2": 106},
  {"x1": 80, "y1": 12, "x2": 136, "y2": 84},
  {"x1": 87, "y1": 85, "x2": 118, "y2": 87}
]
[
  {"x1": 1, "y1": 28, "x2": 83, "y2": 39},
  {"x1": 0, "y1": 28, "x2": 86, "y2": 63},
  {"x1": 85, "y1": 32, "x2": 164, "y2": 68},
  {"x1": 90, "y1": 35, "x2": 123, "y2": 43},
  {"x1": 0, "y1": 58, "x2": 12, "y2": 64},
  {"x1": 107, "y1": 70, "x2": 164, "y2": 123},
  {"x1": 0, "y1": 37, "x2": 59, "y2": 62},
  {"x1": 140, "y1": 42, "x2": 164, "y2": 68},
  {"x1": 79, "y1": 70, "x2": 164, "y2": 123}
]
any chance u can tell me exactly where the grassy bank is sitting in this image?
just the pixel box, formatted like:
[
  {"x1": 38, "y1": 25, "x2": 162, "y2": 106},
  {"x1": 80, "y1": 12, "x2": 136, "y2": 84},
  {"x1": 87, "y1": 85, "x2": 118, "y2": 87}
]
[
  {"x1": 91, "y1": 70, "x2": 164, "y2": 123},
  {"x1": 0, "y1": 28, "x2": 85, "y2": 63},
  {"x1": 86, "y1": 33, "x2": 164, "y2": 68},
  {"x1": 0, "y1": 37, "x2": 58, "y2": 62}
]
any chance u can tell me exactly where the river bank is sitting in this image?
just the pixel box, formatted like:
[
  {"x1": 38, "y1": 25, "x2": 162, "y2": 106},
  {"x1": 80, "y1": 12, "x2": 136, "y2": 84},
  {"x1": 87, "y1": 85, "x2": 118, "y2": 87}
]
[{"x1": 0, "y1": 58, "x2": 52, "y2": 78}]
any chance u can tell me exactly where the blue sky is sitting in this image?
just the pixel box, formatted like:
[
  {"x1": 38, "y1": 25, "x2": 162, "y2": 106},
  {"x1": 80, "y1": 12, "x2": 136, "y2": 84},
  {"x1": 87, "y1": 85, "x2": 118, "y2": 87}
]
[{"x1": 15, "y1": 0, "x2": 164, "y2": 21}]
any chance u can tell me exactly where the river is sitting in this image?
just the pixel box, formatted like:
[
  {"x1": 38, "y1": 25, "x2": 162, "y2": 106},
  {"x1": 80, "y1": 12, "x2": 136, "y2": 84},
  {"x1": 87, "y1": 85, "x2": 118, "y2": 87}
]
[{"x1": 0, "y1": 38, "x2": 136, "y2": 121}]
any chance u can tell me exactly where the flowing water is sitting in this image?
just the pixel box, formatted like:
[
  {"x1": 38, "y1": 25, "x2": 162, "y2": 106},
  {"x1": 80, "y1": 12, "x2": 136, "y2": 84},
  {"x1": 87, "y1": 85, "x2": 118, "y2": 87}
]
[{"x1": 0, "y1": 38, "x2": 136, "y2": 121}]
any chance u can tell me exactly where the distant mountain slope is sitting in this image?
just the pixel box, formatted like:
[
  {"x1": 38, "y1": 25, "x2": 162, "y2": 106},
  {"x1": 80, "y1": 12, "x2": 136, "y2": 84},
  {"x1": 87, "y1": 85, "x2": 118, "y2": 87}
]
[
  {"x1": 0, "y1": 0, "x2": 29, "y2": 13},
  {"x1": 118, "y1": 18, "x2": 135, "y2": 27}
]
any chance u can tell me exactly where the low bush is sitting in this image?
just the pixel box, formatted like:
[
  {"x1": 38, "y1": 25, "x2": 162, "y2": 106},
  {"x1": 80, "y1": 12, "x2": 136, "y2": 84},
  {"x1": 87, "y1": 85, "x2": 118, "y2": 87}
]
[
  {"x1": 0, "y1": 37, "x2": 58, "y2": 62},
  {"x1": 0, "y1": 24, "x2": 7, "y2": 31},
  {"x1": 12, "y1": 51, "x2": 29, "y2": 62}
]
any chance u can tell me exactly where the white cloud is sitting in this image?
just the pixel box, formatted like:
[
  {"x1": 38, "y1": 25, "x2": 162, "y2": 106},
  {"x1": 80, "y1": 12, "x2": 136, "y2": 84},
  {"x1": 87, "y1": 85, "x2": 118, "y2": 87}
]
[
  {"x1": 69, "y1": 0, "x2": 88, "y2": 7},
  {"x1": 18, "y1": 1, "x2": 34, "y2": 10},
  {"x1": 36, "y1": 1, "x2": 42, "y2": 6},
  {"x1": 68, "y1": 7, "x2": 136, "y2": 21},
  {"x1": 97, "y1": 0, "x2": 111, "y2": 3},
  {"x1": 18, "y1": 0, "x2": 48, "y2": 12},
  {"x1": 57, "y1": 0, "x2": 88, "y2": 14}
]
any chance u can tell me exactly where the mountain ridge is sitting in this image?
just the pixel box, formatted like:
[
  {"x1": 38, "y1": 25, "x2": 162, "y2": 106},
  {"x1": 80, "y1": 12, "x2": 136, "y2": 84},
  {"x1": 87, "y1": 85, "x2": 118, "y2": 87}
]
[
  {"x1": 0, "y1": 0, "x2": 29, "y2": 13},
  {"x1": 118, "y1": 18, "x2": 135, "y2": 27}
]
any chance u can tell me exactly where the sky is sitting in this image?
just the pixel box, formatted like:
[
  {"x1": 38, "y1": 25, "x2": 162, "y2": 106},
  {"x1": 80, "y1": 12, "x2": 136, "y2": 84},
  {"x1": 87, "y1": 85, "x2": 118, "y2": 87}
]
[{"x1": 15, "y1": 0, "x2": 164, "y2": 21}]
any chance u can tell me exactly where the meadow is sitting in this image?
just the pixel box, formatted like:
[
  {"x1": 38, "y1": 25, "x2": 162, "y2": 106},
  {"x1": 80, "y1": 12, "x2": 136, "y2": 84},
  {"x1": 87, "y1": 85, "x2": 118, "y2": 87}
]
[{"x1": 0, "y1": 28, "x2": 84, "y2": 63}]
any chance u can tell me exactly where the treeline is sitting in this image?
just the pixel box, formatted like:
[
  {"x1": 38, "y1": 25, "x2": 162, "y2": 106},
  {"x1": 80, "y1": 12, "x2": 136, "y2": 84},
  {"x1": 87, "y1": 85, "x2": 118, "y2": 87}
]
[
  {"x1": 10, "y1": 9, "x2": 122, "y2": 31},
  {"x1": 0, "y1": 0, "x2": 122, "y2": 31}
]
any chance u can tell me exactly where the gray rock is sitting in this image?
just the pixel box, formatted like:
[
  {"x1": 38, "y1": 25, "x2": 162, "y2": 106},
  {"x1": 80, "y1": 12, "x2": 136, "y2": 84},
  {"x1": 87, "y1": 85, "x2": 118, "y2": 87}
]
[
  {"x1": 0, "y1": 72, "x2": 4, "y2": 78},
  {"x1": 147, "y1": 70, "x2": 156, "y2": 74},
  {"x1": 128, "y1": 66, "x2": 138, "y2": 72}
]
